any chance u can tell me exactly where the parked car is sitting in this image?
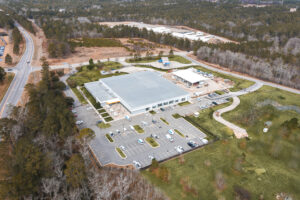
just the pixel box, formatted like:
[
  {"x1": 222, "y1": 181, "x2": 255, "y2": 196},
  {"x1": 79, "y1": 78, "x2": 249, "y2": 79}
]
[
  {"x1": 166, "y1": 134, "x2": 174, "y2": 142},
  {"x1": 119, "y1": 145, "x2": 126, "y2": 151},
  {"x1": 116, "y1": 129, "x2": 120, "y2": 134},
  {"x1": 201, "y1": 138, "x2": 208, "y2": 144},
  {"x1": 212, "y1": 101, "x2": 218, "y2": 106},
  {"x1": 160, "y1": 108, "x2": 165, "y2": 111},
  {"x1": 187, "y1": 141, "x2": 197, "y2": 148},
  {"x1": 129, "y1": 125, "x2": 135, "y2": 130},
  {"x1": 133, "y1": 160, "x2": 141, "y2": 169},
  {"x1": 75, "y1": 120, "x2": 83, "y2": 125},
  {"x1": 152, "y1": 119, "x2": 157, "y2": 124},
  {"x1": 175, "y1": 146, "x2": 184, "y2": 153},
  {"x1": 168, "y1": 129, "x2": 175, "y2": 135},
  {"x1": 151, "y1": 134, "x2": 159, "y2": 139},
  {"x1": 137, "y1": 139, "x2": 144, "y2": 144},
  {"x1": 148, "y1": 155, "x2": 155, "y2": 160},
  {"x1": 71, "y1": 110, "x2": 77, "y2": 113}
]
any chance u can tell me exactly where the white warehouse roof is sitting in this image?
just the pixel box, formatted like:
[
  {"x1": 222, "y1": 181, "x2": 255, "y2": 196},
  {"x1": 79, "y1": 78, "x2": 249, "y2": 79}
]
[{"x1": 173, "y1": 69, "x2": 208, "y2": 84}]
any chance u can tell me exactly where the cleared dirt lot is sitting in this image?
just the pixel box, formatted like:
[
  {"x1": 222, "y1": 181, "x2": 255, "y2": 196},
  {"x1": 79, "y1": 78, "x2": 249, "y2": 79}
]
[
  {"x1": 47, "y1": 46, "x2": 130, "y2": 65},
  {"x1": 17, "y1": 71, "x2": 42, "y2": 106},
  {"x1": 0, "y1": 28, "x2": 25, "y2": 67},
  {"x1": 41, "y1": 38, "x2": 175, "y2": 66},
  {"x1": 30, "y1": 22, "x2": 48, "y2": 67}
]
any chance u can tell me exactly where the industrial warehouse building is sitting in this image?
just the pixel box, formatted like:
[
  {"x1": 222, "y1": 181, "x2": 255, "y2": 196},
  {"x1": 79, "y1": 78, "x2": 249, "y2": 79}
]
[
  {"x1": 173, "y1": 68, "x2": 209, "y2": 86},
  {"x1": 84, "y1": 71, "x2": 190, "y2": 114}
]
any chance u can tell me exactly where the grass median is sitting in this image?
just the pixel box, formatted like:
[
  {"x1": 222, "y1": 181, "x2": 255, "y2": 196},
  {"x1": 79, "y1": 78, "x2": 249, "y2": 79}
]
[
  {"x1": 178, "y1": 101, "x2": 191, "y2": 106},
  {"x1": 174, "y1": 129, "x2": 185, "y2": 137},
  {"x1": 116, "y1": 147, "x2": 126, "y2": 158},
  {"x1": 172, "y1": 113, "x2": 181, "y2": 119},
  {"x1": 71, "y1": 87, "x2": 87, "y2": 104},
  {"x1": 98, "y1": 123, "x2": 111, "y2": 129},
  {"x1": 160, "y1": 118, "x2": 169, "y2": 125},
  {"x1": 105, "y1": 133, "x2": 113, "y2": 142},
  {"x1": 145, "y1": 137, "x2": 159, "y2": 148},
  {"x1": 133, "y1": 125, "x2": 144, "y2": 133}
]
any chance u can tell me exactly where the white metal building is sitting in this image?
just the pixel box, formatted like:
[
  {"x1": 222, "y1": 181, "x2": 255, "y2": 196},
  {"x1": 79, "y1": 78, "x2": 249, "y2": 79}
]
[
  {"x1": 173, "y1": 68, "x2": 209, "y2": 86},
  {"x1": 85, "y1": 71, "x2": 190, "y2": 114}
]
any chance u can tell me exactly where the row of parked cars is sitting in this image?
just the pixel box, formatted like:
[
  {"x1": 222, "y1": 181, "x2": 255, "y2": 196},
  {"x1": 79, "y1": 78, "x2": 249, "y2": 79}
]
[{"x1": 0, "y1": 46, "x2": 5, "y2": 56}]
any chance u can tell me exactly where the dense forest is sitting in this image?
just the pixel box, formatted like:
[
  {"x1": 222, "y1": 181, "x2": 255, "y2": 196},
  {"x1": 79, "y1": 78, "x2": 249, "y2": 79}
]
[
  {"x1": 0, "y1": 58, "x2": 165, "y2": 199},
  {"x1": 2, "y1": 0, "x2": 299, "y2": 88}
]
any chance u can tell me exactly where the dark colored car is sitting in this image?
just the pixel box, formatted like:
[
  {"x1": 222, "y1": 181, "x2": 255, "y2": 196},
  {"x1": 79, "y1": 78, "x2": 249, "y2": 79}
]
[
  {"x1": 212, "y1": 101, "x2": 218, "y2": 105},
  {"x1": 187, "y1": 141, "x2": 197, "y2": 148}
]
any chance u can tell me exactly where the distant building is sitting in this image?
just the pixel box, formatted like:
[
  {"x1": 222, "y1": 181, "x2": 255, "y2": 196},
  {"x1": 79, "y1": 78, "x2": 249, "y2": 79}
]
[
  {"x1": 173, "y1": 68, "x2": 209, "y2": 86},
  {"x1": 290, "y1": 8, "x2": 297, "y2": 12}
]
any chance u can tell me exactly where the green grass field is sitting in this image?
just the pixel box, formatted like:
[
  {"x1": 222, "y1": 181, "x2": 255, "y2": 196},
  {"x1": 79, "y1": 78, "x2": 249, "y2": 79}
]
[
  {"x1": 143, "y1": 86, "x2": 300, "y2": 200},
  {"x1": 185, "y1": 101, "x2": 234, "y2": 140},
  {"x1": 71, "y1": 87, "x2": 87, "y2": 104},
  {"x1": 67, "y1": 65, "x2": 127, "y2": 86},
  {"x1": 81, "y1": 87, "x2": 102, "y2": 109},
  {"x1": 169, "y1": 56, "x2": 192, "y2": 64},
  {"x1": 102, "y1": 61, "x2": 123, "y2": 71}
]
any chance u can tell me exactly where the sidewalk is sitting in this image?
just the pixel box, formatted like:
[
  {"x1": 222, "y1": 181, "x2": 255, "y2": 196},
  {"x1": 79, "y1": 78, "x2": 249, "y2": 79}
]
[{"x1": 213, "y1": 96, "x2": 248, "y2": 139}]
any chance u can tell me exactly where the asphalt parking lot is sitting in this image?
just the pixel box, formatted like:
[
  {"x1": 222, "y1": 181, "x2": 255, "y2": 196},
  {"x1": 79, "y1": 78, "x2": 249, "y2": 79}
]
[{"x1": 67, "y1": 82, "x2": 228, "y2": 169}]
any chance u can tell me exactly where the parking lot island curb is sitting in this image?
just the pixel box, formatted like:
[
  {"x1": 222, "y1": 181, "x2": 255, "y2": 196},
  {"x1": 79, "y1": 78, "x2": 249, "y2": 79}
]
[
  {"x1": 115, "y1": 148, "x2": 127, "y2": 159},
  {"x1": 145, "y1": 137, "x2": 160, "y2": 148}
]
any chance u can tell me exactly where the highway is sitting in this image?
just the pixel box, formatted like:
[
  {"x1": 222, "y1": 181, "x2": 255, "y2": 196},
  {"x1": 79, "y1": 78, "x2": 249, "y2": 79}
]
[{"x1": 0, "y1": 23, "x2": 34, "y2": 118}]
